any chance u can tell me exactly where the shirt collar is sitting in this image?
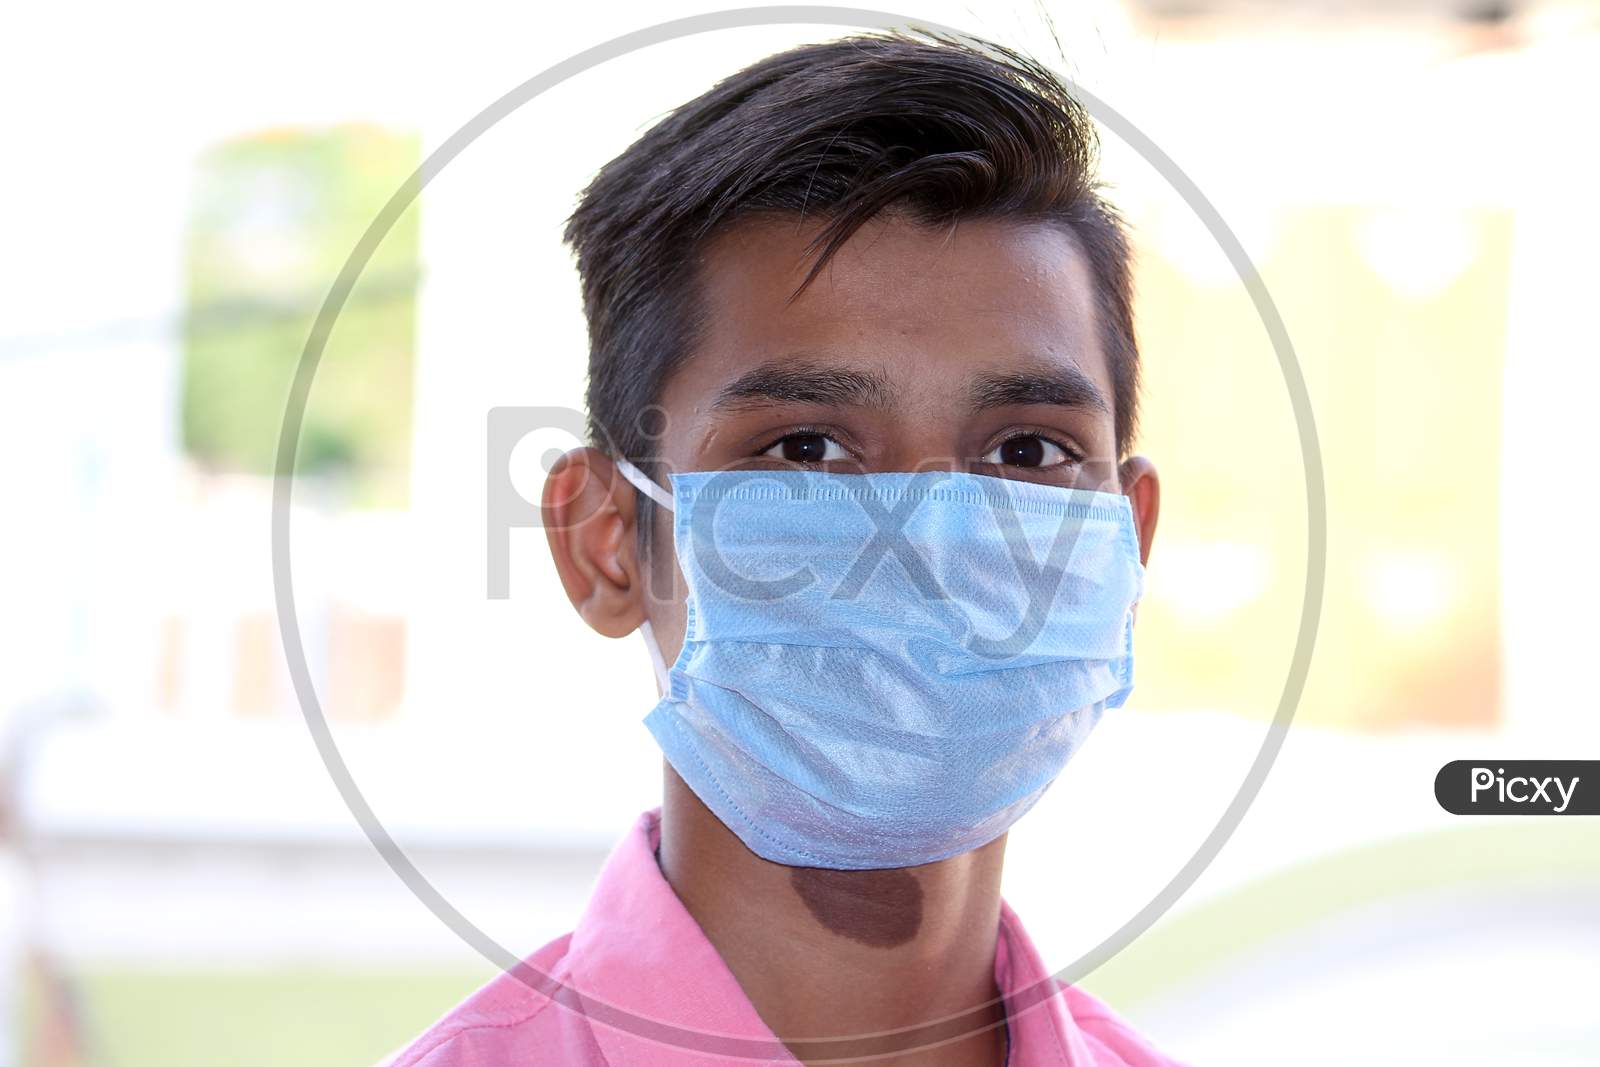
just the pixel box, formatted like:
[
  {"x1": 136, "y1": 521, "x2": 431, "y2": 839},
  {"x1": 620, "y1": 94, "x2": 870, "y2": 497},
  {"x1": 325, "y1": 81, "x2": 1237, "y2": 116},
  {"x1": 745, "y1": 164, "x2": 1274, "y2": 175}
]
[
  {"x1": 566, "y1": 808, "x2": 1093, "y2": 1065},
  {"x1": 994, "y1": 898, "x2": 1100, "y2": 1064}
]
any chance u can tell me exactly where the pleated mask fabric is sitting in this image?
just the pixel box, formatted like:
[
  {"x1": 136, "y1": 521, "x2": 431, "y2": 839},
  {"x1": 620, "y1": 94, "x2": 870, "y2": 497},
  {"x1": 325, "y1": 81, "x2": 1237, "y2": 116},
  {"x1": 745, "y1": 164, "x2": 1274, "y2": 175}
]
[{"x1": 618, "y1": 463, "x2": 1144, "y2": 871}]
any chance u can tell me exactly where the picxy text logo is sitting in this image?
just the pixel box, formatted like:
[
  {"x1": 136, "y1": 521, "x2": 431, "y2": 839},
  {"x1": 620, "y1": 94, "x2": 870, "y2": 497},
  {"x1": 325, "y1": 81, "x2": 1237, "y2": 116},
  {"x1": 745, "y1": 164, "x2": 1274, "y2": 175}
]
[{"x1": 1435, "y1": 760, "x2": 1596, "y2": 816}]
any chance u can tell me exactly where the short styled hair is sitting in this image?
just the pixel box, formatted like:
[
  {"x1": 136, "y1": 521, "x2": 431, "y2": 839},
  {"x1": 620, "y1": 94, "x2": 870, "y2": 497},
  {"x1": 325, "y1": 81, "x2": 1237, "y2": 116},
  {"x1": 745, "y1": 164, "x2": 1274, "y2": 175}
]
[{"x1": 564, "y1": 29, "x2": 1139, "y2": 513}]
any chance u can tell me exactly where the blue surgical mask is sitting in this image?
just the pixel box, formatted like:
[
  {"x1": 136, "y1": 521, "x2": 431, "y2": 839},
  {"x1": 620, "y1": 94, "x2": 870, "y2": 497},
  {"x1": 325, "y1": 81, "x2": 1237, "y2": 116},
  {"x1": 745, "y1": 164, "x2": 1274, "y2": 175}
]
[{"x1": 617, "y1": 462, "x2": 1145, "y2": 871}]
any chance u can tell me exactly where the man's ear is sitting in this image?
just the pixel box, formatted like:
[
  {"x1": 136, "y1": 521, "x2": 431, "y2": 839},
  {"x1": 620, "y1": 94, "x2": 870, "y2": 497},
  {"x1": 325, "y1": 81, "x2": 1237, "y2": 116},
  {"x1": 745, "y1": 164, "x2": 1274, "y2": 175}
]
[
  {"x1": 542, "y1": 447, "x2": 646, "y2": 637},
  {"x1": 1118, "y1": 455, "x2": 1160, "y2": 567}
]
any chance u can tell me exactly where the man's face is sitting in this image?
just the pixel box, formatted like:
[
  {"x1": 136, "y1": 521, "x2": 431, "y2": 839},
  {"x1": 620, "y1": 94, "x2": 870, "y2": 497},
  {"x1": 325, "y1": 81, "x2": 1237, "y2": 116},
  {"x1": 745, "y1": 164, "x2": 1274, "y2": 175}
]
[
  {"x1": 656, "y1": 212, "x2": 1120, "y2": 491},
  {"x1": 640, "y1": 213, "x2": 1144, "y2": 633},
  {"x1": 542, "y1": 209, "x2": 1158, "y2": 652}
]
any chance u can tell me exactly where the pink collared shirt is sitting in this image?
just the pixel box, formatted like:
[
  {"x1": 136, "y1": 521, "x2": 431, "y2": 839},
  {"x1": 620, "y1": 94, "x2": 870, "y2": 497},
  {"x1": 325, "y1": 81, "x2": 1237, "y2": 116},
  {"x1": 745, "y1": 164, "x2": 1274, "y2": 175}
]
[{"x1": 382, "y1": 809, "x2": 1186, "y2": 1066}]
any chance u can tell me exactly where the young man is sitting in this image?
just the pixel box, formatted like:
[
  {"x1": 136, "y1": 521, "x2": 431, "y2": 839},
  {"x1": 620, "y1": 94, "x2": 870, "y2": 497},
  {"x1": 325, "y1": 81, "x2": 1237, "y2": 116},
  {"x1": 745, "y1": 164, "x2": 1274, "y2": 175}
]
[{"x1": 388, "y1": 30, "x2": 1174, "y2": 1067}]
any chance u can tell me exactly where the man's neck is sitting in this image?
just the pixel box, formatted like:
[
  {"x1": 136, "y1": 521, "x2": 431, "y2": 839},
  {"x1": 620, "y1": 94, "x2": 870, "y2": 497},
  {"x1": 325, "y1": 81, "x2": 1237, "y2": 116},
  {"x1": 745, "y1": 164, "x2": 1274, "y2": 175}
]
[{"x1": 657, "y1": 767, "x2": 1010, "y2": 1067}]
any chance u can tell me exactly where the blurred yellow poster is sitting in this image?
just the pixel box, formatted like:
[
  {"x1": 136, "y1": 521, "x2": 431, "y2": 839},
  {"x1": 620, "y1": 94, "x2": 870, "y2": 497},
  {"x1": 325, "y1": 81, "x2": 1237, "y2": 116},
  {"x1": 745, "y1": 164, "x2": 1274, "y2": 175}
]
[{"x1": 1133, "y1": 204, "x2": 1510, "y2": 731}]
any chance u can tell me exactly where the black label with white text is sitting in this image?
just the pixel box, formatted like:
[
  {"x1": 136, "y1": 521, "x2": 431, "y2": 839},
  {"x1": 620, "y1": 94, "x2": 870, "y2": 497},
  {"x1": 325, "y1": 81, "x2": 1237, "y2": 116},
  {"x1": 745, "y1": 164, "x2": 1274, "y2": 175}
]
[{"x1": 1435, "y1": 760, "x2": 1597, "y2": 815}]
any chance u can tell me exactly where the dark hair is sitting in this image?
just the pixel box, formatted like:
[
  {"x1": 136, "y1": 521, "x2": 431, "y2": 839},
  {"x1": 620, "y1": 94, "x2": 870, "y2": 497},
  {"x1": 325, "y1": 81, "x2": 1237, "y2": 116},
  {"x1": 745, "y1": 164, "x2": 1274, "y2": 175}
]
[{"x1": 564, "y1": 29, "x2": 1138, "y2": 527}]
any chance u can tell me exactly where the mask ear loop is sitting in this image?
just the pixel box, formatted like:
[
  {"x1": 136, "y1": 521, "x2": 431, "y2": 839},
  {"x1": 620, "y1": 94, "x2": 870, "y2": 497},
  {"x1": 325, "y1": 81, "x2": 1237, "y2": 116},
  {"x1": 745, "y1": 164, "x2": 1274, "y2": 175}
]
[
  {"x1": 614, "y1": 458, "x2": 676, "y2": 696},
  {"x1": 614, "y1": 457, "x2": 675, "y2": 512},
  {"x1": 638, "y1": 618, "x2": 670, "y2": 697}
]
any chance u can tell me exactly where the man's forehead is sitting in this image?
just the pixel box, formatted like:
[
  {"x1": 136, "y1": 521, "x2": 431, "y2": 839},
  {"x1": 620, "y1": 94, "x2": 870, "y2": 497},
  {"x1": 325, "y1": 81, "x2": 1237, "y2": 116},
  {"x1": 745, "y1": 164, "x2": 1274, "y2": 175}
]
[
  {"x1": 699, "y1": 212, "x2": 1096, "y2": 321},
  {"x1": 679, "y1": 212, "x2": 1109, "y2": 402}
]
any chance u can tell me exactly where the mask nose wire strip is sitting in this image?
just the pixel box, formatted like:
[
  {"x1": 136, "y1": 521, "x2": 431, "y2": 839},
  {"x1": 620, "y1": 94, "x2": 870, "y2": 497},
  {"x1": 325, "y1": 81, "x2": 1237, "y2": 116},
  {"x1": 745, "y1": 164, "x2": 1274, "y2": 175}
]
[{"x1": 614, "y1": 457, "x2": 676, "y2": 513}]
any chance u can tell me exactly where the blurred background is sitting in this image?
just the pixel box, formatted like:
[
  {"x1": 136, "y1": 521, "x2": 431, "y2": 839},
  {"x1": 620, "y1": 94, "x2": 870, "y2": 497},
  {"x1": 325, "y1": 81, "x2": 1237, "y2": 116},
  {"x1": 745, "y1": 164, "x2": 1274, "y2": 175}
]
[{"x1": 3, "y1": 1, "x2": 1598, "y2": 1064}]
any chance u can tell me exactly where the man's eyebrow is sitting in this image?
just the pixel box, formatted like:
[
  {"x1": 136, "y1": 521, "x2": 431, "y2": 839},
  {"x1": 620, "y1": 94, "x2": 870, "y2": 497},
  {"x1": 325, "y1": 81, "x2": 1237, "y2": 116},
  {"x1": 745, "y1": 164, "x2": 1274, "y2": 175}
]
[
  {"x1": 969, "y1": 364, "x2": 1110, "y2": 414},
  {"x1": 712, "y1": 361, "x2": 897, "y2": 411}
]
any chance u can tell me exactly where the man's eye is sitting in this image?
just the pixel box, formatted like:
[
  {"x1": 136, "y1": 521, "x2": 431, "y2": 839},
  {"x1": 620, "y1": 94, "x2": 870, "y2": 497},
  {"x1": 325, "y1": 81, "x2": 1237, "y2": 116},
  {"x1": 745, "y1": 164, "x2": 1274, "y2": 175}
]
[
  {"x1": 762, "y1": 432, "x2": 847, "y2": 464},
  {"x1": 981, "y1": 435, "x2": 1073, "y2": 468}
]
